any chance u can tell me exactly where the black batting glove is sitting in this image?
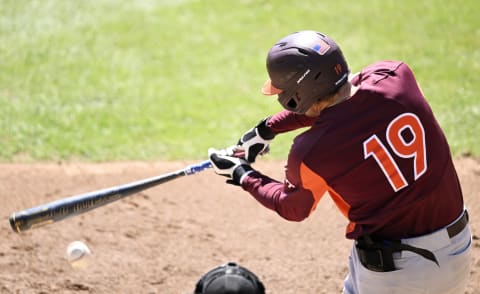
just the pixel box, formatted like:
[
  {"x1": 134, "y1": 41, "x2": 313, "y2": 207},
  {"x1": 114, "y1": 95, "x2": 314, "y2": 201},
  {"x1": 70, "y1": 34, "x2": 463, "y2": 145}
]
[
  {"x1": 208, "y1": 147, "x2": 253, "y2": 186},
  {"x1": 237, "y1": 117, "x2": 276, "y2": 163}
]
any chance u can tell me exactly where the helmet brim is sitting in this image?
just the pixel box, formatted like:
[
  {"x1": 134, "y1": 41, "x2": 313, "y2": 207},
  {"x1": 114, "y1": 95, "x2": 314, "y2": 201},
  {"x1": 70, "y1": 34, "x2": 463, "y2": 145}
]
[{"x1": 261, "y1": 79, "x2": 283, "y2": 95}]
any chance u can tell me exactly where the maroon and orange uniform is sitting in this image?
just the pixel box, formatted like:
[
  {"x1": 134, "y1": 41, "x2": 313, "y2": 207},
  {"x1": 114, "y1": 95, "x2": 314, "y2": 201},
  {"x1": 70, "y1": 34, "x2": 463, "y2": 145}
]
[{"x1": 241, "y1": 61, "x2": 464, "y2": 240}]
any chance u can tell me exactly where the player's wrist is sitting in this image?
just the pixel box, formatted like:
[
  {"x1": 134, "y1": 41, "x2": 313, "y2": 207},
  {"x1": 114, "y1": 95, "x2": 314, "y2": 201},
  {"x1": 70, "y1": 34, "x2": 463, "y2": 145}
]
[
  {"x1": 233, "y1": 165, "x2": 254, "y2": 185},
  {"x1": 256, "y1": 117, "x2": 276, "y2": 140}
]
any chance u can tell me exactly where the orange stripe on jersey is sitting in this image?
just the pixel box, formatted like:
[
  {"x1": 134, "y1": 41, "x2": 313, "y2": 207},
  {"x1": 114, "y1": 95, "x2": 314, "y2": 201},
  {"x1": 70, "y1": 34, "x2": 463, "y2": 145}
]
[
  {"x1": 300, "y1": 162, "x2": 357, "y2": 234},
  {"x1": 299, "y1": 162, "x2": 328, "y2": 213},
  {"x1": 328, "y1": 189, "x2": 351, "y2": 219}
]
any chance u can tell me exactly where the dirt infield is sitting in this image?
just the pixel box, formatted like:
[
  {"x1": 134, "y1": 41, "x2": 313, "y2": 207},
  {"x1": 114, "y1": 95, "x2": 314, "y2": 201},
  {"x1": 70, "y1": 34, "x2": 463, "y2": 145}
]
[{"x1": 0, "y1": 158, "x2": 479, "y2": 293}]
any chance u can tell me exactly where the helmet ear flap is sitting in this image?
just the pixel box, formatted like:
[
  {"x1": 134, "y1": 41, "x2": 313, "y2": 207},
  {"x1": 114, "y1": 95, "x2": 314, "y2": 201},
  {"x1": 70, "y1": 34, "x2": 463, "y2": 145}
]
[{"x1": 286, "y1": 98, "x2": 298, "y2": 109}]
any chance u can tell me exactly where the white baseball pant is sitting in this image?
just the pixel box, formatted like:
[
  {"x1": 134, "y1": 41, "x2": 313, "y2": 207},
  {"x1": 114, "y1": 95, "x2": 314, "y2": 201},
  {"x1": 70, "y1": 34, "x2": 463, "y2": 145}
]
[{"x1": 343, "y1": 212, "x2": 472, "y2": 294}]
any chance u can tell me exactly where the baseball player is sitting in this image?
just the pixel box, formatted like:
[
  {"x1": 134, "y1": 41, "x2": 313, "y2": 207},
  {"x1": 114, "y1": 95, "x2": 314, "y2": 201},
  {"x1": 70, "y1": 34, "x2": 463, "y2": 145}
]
[{"x1": 208, "y1": 30, "x2": 472, "y2": 293}]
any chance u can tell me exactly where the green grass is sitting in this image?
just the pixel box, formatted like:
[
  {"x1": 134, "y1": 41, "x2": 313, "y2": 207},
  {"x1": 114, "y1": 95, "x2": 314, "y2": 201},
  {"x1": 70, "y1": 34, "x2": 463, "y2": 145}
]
[{"x1": 1, "y1": 0, "x2": 479, "y2": 162}]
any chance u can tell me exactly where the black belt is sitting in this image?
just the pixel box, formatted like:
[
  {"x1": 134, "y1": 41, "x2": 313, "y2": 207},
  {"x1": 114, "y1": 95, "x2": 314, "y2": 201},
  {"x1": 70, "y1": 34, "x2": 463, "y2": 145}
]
[
  {"x1": 447, "y1": 210, "x2": 469, "y2": 238},
  {"x1": 356, "y1": 210, "x2": 469, "y2": 272}
]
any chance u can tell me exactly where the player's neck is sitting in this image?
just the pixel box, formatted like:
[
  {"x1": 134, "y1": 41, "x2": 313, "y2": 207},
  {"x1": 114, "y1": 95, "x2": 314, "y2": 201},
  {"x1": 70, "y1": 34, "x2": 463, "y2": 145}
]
[
  {"x1": 305, "y1": 82, "x2": 356, "y2": 117},
  {"x1": 330, "y1": 82, "x2": 354, "y2": 106}
]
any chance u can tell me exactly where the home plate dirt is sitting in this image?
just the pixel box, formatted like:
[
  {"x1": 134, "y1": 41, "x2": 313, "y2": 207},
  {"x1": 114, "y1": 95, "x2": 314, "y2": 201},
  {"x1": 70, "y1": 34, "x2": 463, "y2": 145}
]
[{"x1": 0, "y1": 158, "x2": 479, "y2": 293}]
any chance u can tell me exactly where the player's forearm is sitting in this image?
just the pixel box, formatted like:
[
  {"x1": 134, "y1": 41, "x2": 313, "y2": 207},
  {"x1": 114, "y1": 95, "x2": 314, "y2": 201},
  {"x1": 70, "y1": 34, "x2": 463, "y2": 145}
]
[{"x1": 241, "y1": 171, "x2": 313, "y2": 221}]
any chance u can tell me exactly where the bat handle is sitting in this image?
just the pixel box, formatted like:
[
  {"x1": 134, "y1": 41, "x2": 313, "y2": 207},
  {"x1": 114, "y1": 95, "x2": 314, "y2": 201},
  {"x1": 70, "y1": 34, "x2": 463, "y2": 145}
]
[{"x1": 184, "y1": 160, "x2": 212, "y2": 175}]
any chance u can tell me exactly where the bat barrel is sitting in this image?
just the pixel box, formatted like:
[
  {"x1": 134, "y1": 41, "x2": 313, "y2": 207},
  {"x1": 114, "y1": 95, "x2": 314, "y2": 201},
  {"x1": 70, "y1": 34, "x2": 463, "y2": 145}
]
[
  {"x1": 9, "y1": 210, "x2": 56, "y2": 233},
  {"x1": 9, "y1": 213, "x2": 20, "y2": 233},
  {"x1": 9, "y1": 160, "x2": 213, "y2": 233},
  {"x1": 8, "y1": 175, "x2": 174, "y2": 233},
  {"x1": 9, "y1": 190, "x2": 124, "y2": 232}
]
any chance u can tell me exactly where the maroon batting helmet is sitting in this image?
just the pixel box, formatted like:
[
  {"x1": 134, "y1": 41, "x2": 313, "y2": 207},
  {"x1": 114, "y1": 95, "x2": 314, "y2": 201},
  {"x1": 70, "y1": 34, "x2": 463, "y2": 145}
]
[{"x1": 262, "y1": 30, "x2": 349, "y2": 114}]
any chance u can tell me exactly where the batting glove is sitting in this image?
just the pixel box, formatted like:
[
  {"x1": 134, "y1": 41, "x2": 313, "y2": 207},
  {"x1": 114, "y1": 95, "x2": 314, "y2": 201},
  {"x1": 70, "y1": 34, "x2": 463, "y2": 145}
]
[
  {"x1": 237, "y1": 117, "x2": 276, "y2": 163},
  {"x1": 208, "y1": 147, "x2": 253, "y2": 186}
]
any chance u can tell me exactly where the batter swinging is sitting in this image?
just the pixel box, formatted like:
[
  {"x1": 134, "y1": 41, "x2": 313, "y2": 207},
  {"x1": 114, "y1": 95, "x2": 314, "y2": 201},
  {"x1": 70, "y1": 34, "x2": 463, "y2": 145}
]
[{"x1": 208, "y1": 30, "x2": 472, "y2": 293}]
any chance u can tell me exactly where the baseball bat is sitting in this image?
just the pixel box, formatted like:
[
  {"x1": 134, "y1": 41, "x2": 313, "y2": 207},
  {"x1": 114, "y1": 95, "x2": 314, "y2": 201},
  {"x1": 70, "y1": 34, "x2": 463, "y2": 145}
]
[{"x1": 9, "y1": 160, "x2": 212, "y2": 233}]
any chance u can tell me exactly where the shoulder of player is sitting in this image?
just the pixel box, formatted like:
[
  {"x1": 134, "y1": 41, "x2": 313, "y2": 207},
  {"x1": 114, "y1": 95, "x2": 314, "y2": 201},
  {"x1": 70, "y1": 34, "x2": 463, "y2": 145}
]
[{"x1": 355, "y1": 60, "x2": 416, "y2": 83}]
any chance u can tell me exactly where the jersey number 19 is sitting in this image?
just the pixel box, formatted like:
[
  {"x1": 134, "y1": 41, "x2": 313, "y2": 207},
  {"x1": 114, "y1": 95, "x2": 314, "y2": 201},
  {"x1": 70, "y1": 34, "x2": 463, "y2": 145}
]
[{"x1": 363, "y1": 113, "x2": 427, "y2": 192}]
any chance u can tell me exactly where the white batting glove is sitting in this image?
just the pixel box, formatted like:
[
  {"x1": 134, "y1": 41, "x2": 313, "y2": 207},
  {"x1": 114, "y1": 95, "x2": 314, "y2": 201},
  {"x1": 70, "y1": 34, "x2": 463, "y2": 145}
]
[
  {"x1": 208, "y1": 147, "x2": 253, "y2": 185},
  {"x1": 237, "y1": 117, "x2": 276, "y2": 163}
]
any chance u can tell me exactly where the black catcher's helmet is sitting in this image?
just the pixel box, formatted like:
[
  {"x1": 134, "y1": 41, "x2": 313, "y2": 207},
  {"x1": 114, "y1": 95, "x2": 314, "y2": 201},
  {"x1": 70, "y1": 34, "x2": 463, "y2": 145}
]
[
  {"x1": 262, "y1": 30, "x2": 349, "y2": 114},
  {"x1": 194, "y1": 262, "x2": 265, "y2": 294}
]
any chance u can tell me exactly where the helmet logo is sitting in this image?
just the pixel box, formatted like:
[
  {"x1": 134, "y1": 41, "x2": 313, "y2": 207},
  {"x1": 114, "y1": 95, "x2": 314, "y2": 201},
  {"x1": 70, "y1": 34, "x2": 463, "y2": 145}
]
[
  {"x1": 334, "y1": 64, "x2": 343, "y2": 75},
  {"x1": 297, "y1": 69, "x2": 311, "y2": 84},
  {"x1": 312, "y1": 39, "x2": 331, "y2": 55}
]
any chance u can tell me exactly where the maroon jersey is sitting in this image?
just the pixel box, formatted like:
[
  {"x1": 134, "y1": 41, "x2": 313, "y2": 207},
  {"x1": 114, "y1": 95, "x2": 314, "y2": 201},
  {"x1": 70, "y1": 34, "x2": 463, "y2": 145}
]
[{"x1": 242, "y1": 61, "x2": 464, "y2": 240}]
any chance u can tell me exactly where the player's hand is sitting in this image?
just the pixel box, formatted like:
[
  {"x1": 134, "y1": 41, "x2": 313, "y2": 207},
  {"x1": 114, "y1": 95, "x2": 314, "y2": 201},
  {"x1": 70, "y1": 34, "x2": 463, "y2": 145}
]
[
  {"x1": 237, "y1": 117, "x2": 276, "y2": 163},
  {"x1": 208, "y1": 146, "x2": 253, "y2": 186}
]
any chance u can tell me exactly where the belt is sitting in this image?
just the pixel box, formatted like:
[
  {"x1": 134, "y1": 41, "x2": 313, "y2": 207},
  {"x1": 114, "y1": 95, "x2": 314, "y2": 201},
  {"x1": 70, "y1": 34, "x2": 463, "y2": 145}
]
[
  {"x1": 356, "y1": 235, "x2": 440, "y2": 272},
  {"x1": 446, "y1": 210, "x2": 469, "y2": 238},
  {"x1": 356, "y1": 210, "x2": 469, "y2": 272}
]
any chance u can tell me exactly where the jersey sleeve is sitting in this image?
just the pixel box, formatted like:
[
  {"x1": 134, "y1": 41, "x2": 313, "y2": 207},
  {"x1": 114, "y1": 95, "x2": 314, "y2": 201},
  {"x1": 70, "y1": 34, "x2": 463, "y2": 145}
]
[
  {"x1": 240, "y1": 137, "x2": 330, "y2": 222},
  {"x1": 240, "y1": 170, "x2": 319, "y2": 221},
  {"x1": 267, "y1": 110, "x2": 317, "y2": 134}
]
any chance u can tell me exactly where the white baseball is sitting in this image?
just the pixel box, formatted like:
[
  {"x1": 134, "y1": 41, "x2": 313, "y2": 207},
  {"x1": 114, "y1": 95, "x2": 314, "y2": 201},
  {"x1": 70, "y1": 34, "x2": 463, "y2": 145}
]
[{"x1": 66, "y1": 241, "x2": 91, "y2": 268}]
